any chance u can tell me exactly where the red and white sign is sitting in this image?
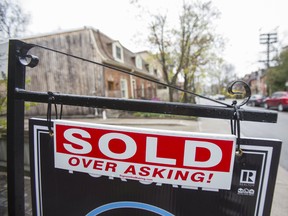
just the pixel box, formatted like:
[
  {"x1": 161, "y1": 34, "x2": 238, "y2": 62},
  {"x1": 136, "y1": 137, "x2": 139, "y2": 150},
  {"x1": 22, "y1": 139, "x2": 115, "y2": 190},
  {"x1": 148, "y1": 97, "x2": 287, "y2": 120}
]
[{"x1": 54, "y1": 120, "x2": 236, "y2": 190}]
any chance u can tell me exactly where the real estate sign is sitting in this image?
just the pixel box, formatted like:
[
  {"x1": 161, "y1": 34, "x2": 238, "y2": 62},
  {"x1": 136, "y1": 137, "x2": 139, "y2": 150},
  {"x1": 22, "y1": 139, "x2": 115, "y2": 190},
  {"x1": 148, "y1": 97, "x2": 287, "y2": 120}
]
[
  {"x1": 54, "y1": 119, "x2": 236, "y2": 190},
  {"x1": 29, "y1": 118, "x2": 281, "y2": 216}
]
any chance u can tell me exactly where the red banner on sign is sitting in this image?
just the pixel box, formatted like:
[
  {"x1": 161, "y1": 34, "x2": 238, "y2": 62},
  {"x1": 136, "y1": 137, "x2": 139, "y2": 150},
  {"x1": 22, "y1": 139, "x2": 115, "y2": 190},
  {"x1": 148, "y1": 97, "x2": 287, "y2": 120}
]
[{"x1": 54, "y1": 120, "x2": 236, "y2": 190}]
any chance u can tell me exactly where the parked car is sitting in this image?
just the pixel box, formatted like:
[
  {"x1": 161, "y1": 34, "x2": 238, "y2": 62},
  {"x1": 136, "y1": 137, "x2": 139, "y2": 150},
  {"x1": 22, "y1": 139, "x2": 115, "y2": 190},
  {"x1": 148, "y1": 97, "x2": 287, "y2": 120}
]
[
  {"x1": 263, "y1": 91, "x2": 288, "y2": 111},
  {"x1": 247, "y1": 94, "x2": 265, "y2": 107},
  {"x1": 211, "y1": 94, "x2": 226, "y2": 100}
]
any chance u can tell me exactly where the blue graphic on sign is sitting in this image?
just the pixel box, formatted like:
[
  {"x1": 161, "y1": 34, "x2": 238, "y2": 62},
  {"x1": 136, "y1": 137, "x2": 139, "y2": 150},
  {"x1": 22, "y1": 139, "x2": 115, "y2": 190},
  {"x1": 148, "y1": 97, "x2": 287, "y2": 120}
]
[{"x1": 86, "y1": 201, "x2": 174, "y2": 216}]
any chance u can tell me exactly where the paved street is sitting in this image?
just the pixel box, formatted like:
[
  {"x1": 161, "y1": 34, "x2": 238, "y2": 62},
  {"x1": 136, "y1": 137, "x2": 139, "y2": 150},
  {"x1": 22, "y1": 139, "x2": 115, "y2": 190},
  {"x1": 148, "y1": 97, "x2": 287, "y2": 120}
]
[{"x1": 241, "y1": 105, "x2": 288, "y2": 171}]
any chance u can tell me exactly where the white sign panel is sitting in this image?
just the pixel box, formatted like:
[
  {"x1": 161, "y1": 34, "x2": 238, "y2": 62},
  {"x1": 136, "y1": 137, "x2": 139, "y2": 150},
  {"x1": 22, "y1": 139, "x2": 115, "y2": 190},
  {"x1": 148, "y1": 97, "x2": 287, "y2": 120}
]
[{"x1": 54, "y1": 120, "x2": 236, "y2": 190}]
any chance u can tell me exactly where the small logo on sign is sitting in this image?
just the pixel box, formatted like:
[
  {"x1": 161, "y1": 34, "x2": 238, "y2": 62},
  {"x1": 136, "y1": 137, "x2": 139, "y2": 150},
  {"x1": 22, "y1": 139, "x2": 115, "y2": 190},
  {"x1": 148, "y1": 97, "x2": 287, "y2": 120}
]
[
  {"x1": 237, "y1": 188, "x2": 255, "y2": 196},
  {"x1": 240, "y1": 170, "x2": 256, "y2": 185}
]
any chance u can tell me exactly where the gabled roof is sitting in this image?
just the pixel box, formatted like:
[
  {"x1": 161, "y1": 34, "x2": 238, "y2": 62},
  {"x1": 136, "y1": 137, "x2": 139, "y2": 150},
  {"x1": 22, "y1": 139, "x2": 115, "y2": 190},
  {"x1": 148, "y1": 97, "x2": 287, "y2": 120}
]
[
  {"x1": 21, "y1": 26, "x2": 159, "y2": 79},
  {"x1": 91, "y1": 29, "x2": 157, "y2": 78},
  {"x1": 21, "y1": 27, "x2": 88, "y2": 40}
]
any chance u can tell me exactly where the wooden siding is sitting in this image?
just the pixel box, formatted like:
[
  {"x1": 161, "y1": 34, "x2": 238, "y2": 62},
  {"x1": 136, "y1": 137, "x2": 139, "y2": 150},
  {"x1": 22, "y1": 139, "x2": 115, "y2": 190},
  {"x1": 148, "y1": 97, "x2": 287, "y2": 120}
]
[{"x1": 24, "y1": 29, "x2": 104, "y2": 116}]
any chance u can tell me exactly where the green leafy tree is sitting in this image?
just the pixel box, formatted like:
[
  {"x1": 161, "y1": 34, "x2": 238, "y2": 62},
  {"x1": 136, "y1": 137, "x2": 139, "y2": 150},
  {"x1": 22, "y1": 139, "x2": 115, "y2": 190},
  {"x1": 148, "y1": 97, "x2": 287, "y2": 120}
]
[
  {"x1": 148, "y1": 14, "x2": 177, "y2": 102},
  {"x1": 146, "y1": 1, "x2": 222, "y2": 102},
  {"x1": 208, "y1": 56, "x2": 237, "y2": 95},
  {"x1": 0, "y1": 79, "x2": 7, "y2": 131},
  {"x1": 0, "y1": 0, "x2": 30, "y2": 131},
  {"x1": 266, "y1": 48, "x2": 288, "y2": 94},
  {"x1": 176, "y1": 1, "x2": 221, "y2": 103}
]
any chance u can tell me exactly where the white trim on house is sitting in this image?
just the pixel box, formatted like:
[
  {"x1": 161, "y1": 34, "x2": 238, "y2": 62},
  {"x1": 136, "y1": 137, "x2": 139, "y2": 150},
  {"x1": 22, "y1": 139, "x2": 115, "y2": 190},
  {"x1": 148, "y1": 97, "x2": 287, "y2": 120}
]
[
  {"x1": 135, "y1": 55, "x2": 143, "y2": 70},
  {"x1": 131, "y1": 78, "x2": 136, "y2": 99},
  {"x1": 88, "y1": 28, "x2": 107, "y2": 61},
  {"x1": 120, "y1": 78, "x2": 128, "y2": 98},
  {"x1": 112, "y1": 42, "x2": 124, "y2": 63}
]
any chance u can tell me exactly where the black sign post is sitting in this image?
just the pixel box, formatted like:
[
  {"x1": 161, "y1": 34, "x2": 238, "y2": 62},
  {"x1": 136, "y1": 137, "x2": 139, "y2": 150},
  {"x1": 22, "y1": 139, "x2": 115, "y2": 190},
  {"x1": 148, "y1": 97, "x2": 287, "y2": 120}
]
[{"x1": 6, "y1": 40, "x2": 27, "y2": 216}]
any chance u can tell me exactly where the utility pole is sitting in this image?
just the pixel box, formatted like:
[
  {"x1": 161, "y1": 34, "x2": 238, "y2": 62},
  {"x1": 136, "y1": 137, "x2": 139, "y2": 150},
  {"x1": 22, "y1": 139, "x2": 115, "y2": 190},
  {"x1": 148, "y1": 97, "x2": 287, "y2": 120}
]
[
  {"x1": 259, "y1": 32, "x2": 277, "y2": 68},
  {"x1": 259, "y1": 32, "x2": 277, "y2": 96}
]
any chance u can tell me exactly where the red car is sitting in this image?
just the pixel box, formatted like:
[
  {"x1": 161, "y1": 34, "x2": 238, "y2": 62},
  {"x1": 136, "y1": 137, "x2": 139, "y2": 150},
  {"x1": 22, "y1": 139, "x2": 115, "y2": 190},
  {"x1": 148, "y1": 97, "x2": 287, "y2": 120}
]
[{"x1": 264, "y1": 91, "x2": 288, "y2": 111}]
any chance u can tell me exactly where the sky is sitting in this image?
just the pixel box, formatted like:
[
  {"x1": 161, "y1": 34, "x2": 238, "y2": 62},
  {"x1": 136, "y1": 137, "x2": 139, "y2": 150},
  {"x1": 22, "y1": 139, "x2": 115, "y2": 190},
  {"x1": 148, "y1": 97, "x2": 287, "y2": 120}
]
[{"x1": 18, "y1": 0, "x2": 288, "y2": 77}]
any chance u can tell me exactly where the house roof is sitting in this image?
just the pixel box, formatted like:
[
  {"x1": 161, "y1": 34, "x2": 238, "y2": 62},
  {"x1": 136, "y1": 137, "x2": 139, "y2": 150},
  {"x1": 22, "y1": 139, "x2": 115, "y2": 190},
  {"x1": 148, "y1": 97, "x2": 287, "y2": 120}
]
[
  {"x1": 21, "y1": 27, "x2": 87, "y2": 40},
  {"x1": 21, "y1": 26, "x2": 160, "y2": 80},
  {"x1": 91, "y1": 28, "x2": 158, "y2": 79}
]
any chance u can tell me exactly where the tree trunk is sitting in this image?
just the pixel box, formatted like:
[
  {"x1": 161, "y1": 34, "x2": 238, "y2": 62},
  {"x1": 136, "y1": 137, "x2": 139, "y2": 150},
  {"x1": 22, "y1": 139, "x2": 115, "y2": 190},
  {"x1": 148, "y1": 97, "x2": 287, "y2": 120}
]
[
  {"x1": 183, "y1": 75, "x2": 189, "y2": 103},
  {"x1": 169, "y1": 88, "x2": 174, "y2": 102}
]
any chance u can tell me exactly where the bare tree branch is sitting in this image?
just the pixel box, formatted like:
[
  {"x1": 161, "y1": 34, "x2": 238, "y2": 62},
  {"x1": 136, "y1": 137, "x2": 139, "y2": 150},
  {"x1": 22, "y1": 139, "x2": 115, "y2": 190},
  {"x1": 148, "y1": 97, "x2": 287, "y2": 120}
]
[{"x1": 0, "y1": 0, "x2": 30, "y2": 41}]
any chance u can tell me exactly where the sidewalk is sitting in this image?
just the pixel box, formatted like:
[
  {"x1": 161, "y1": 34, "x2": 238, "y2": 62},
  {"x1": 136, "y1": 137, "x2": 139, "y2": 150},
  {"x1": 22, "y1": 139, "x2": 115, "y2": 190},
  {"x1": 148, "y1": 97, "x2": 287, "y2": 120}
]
[{"x1": 1, "y1": 117, "x2": 287, "y2": 215}]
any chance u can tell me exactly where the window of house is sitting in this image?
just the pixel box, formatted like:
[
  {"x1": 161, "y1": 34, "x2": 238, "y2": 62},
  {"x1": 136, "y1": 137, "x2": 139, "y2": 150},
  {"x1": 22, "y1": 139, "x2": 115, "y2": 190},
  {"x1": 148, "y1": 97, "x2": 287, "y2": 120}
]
[
  {"x1": 154, "y1": 69, "x2": 158, "y2": 76},
  {"x1": 108, "y1": 81, "x2": 114, "y2": 91},
  {"x1": 141, "y1": 83, "x2": 145, "y2": 98},
  {"x1": 132, "y1": 79, "x2": 136, "y2": 98},
  {"x1": 135, "y1": 55, "x2": 143, "y2": 70},
  {"x1": 112, "y1": 42, "x2": 124, "y2": 63},
  {"x1": 116, "y1": 46, "x2": 122, "y2": 59},
  {"x1": 120, "y1": 79, "x2": 128, "y2": 98},
  {"x1": 145, "y1": 64, "x2": 153, "y2": 74}
]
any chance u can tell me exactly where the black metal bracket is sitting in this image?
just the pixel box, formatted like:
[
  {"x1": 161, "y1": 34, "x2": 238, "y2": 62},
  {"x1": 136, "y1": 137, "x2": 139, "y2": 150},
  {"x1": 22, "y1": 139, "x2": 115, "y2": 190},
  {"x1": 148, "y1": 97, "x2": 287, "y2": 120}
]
[
  {"x1": 15, "y1": 40, "x2": 39, "y2": 68},
  {"x1": 227, "y1": 80, "x2": 252, "y2": 107},
  {"x1": 15, "y1": 88, "x2": 277, "y2": 123}
]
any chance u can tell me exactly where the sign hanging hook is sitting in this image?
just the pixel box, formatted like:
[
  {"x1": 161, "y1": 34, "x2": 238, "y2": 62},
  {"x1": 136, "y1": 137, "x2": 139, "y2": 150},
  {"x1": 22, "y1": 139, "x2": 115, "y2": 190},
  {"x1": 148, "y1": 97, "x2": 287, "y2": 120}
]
[
  {"x1": 227, "y1": 81, "x2": 251, "y2": 157},
  {"x1": 227, "y1": 80, "x2": 251, "y2": 107},
  {"x1": 231, "y1": 100, "x2": 243, "y2": 156},
  {"x1": 46, "y1": 92, "x2": 63, "y2": 136}
]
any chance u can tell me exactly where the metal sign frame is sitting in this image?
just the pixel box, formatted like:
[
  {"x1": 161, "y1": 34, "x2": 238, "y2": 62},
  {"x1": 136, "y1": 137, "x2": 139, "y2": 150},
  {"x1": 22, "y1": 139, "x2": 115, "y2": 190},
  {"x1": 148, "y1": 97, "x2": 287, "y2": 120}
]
[{"x1": 6, "y1": 39, "x2": 278, "y2": 215}]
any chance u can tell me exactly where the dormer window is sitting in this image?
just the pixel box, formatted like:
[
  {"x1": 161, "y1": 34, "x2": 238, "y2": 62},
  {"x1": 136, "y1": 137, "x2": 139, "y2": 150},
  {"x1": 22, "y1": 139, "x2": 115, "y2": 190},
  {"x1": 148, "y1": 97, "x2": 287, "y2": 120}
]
[
  {"x1": 112, "y1": 42, "x2": 124, "y2": 63},
  {"x1": 135, "y1": 55, "x2": 142, "y2": 70},
  {"x1": 145, "y1": 64, "x2": 153, "y2": 74},
  {"x1": 116, "y1": 46, "x2": 122, "y2": 59},
  {"x1": 154, "y1": 69, "x2": 158, "y2": 76}
]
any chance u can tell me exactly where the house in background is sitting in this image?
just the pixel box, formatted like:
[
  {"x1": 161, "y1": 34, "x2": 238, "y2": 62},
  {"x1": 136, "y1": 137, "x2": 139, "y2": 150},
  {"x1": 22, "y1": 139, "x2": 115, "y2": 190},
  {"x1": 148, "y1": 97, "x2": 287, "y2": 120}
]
[
  {"x1": 242, "y1": 69, "x2": 267, "y2": 96},
  {"x1": 93, "y1": 31, "x2": 161, "y2": 100},
  {"x1": 138, "y1": 51, "x2": 169, "y2": 100},
  {"x1": 20, "y1": 27, "x2": 164, "y2": 116}
]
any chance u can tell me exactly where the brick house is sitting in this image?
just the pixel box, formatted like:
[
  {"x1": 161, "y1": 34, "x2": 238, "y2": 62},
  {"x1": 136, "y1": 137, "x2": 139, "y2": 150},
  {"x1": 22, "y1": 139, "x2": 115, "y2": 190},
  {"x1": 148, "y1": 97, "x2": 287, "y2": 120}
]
[
  {"x1": 242, "y1": 69, "x2": 267, "y2": 96},
  {"x1": 93, "y1": 31, "x2": 160, "y2": 100},
  {"x1": 18, "y1": 27, "x2": 163, "y2": 116}
]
